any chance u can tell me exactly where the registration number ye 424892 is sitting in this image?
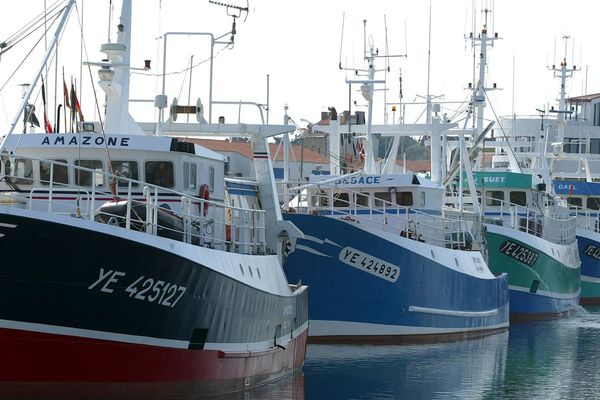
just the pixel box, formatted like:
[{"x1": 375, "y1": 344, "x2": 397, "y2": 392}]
[{"x1": 338, "y1": 247, "x2": 400, "y2": 283}]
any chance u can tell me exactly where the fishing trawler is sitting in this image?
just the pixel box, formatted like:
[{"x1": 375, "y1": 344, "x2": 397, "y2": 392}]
[
  {"x1": 277, "y1": 35, "x2": 509, "y2": 343},
  {"x1": 488, "y1": 38, "x2": 593, "y2": 304},
  {"x1": 0, "y1": 0, "x2": 308, "y2": 396},
  {"x1": 445, "y1": 17, "x2": 580, "y2": 319}
]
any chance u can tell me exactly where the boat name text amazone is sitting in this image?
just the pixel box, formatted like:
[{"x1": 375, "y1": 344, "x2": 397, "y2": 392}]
[
  {"x1": 41, "y1": 136, "x2": 130, "y2": 147},
  {"x1": 499, "y1": 240, "x2": 539, "y2": 267}
]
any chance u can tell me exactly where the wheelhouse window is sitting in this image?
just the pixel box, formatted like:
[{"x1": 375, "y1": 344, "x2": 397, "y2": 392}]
[
  {"x1": 209, "y1": 166, "x2": 215, "y2": 192},
  {"x1": 567, "y1": 197, "x2": 582, "y2": 208},
  {"x1": 509, "y1": 191, "x2": 527, "y2": 206},
  {"x1": 183, "y1": 161, "x2": 197, "y2": 192},
  {"x1": 145, "y1": 161, "x2": 174, "y2": 188},
  {"x1": 75, "y1": 160, "x2": 104, "y2": 187},
  {"x1": 4, "y1": 158, "x2": 33, "y2": 185},
  {"x1": 333, "y1": 192, "x2": 349, "y2": 207},
  {"x1": 485, "y1": 190, "x2": 504, "y2": 206},
  {"x1": 396, "y1": 191, "x2": 413, "y2": 206},
  {"x1": 356, "y1": 192, "x2": 369, "y2": 207},
  {"x1": 587, "y1": 197, "x2": 600, "y2": 210},
  {"x1": 111, "y1": 161, "x2": 138, "y2": 187},
  {"x1": 40, "y1": 160, "x2": 68, "y2": 185},
  {"x1": 374, "y1": 192, "x2": 392, "y2": 207}
]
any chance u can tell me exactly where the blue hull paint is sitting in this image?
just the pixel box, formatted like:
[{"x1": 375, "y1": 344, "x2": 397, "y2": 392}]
[
  {"x1": 508, "y1": 288, "x2": 579, "y2": 316},
  {"x1": 577, "y1": 235, "x2": 600, "y2": 280},
  {"x1": 283, "y1": 214, "x2": 509, "y2": 338}
]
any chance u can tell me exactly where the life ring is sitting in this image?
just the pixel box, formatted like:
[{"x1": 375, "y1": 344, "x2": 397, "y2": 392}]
[{"x1": 199, "y1": 184, "x2": 210, "y2": 216}]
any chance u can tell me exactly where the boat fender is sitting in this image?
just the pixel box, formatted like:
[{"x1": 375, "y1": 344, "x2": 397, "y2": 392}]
[
  {"x1": 199, "y1": 184, "x2": 210, "y2": 216},
  {"x1": 225, "y1": 207, "x2": 232, "y2": 242}
]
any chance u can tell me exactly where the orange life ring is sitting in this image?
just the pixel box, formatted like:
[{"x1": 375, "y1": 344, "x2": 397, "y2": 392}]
[{"x1": 199, "y1": 184, "x2": 210, "y2": 216}]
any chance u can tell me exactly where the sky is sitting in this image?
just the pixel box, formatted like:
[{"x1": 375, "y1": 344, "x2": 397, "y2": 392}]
[{"x1": 0, "y1": 0, "x2": 599, "y2": 134}]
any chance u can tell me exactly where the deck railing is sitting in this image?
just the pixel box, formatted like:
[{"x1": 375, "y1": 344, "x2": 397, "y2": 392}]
[
  {"x1": 0, "y1": 155, "x2": 267, "y2": 255},
  {"x1": 281, "y1": 182, "x2": 480, "y2": 251},
  {"x1": 478, "y1": 194, "x2": 577, "y2": 245}
]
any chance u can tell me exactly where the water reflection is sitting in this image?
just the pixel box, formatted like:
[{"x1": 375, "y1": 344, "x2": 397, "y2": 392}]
[
  {"x1": 302, "y1": 307, "x2": 600, "y2": 399},
  {"x1": 303, "y1": 332, "x2": 509, "y2": 400}
]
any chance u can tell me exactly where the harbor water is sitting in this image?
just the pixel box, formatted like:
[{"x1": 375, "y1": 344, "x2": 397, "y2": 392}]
[{"x1": 227, "y1": 306, "x2": 600, "y2": 399}]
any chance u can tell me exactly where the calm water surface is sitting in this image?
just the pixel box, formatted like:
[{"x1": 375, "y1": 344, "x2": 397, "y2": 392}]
[{"x1": 239, "y1": 306, "x2": 600, "y2": 399}]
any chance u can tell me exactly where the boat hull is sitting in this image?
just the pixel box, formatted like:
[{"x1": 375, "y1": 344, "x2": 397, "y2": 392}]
[
  {"x1": 575, "y1": 229, "x2": 600, "y2": 305},
  {"x1": 0, "y1": 207, "x2": 308, "y2": 394},
  {"x1": 283, "y1": 213, "x2": 509, "y2": 343},
  {"x1": 485, "y1": 223, "x2": 580, "y2": 319}
]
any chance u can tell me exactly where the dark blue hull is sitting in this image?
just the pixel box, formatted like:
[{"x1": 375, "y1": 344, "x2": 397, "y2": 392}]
[
  {"x1": 283, "y1": 213, "x2": 509, "y2": 342},
  {"x1": 0, "y1": 207, "x2": 308, "y2": 386}
]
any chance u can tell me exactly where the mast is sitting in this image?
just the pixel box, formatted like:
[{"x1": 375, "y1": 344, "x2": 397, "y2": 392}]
[
  {"x1": 469, "y1": 8, "x2": 499, "y2": 136},
  {"x1": 549, "y1": 35, "x2": 577, "y2": 149}
]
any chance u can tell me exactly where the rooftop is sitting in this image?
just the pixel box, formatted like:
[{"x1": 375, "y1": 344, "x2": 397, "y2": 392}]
[{"x1": 187, "y1": 139, "x2": 329, "y2": 164}]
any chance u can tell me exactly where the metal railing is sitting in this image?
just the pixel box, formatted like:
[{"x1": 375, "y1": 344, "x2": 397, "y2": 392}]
[
  {"x1": 565, "y1": 203, "x2": 600, "y2": 233},
  {"x1": 479, "y1": 195, "x2": 577, "y2": 245},
  {"x1": 281, "y1": 182, "x2": 479, "y2": 251},
  {"x1": 0, "y1": 155, "x2": 267, "y2": 255}
]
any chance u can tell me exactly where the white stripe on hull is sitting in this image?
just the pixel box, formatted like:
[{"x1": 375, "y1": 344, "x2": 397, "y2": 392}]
[
  {"x1": 0, "y1": 318, "x2": 189, "y2": 349},
  {"x1": 582, "y1": 275, "x2": 600, "y2": 284},
  {"x1": 308, "y1": 319, "x2": 508, "y2": 337},
  {"x1": 0, "y1": 318, "x2": 308, "y2": 353},
  {"x1": 409, "y1": 305, "x2": 498, "y2": 317}
]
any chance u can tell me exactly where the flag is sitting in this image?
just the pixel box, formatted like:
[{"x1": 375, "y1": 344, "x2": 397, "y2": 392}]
[
  {"x1": 63, "y1": 78, "x2": 70, "y2": 109},
  {"x1": 41, "y1": 76, "x2": 53, "y2": 133},
  {"x1": 24, "y1": 104, "x2": 40, "y2": 128},
  {"x1": 358, "y1": 142, "x2": 366, "y2": 161},
  {"x1": 70, "y1": 81, "x2": 84, "y2": 122}
]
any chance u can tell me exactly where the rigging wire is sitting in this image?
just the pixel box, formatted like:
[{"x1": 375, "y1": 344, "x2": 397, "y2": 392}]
[
  {"x1": 0, "y1": 10, "x2": 63, "y2": 93},
  {"x1": 0, "y1": 0, "x2": 65, "y2": 54}
]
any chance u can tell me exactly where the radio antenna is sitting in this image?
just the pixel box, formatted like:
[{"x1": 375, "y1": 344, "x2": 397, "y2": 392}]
[
  {"x1": 208, "y1": 0, "x2": 249, "y2": 44},
  {"x1": 338, "y1": 12, "x2": 345, "y2": 69}
]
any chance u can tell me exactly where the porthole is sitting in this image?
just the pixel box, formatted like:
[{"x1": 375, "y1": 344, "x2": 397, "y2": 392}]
[{"x1": 239, "y1": 264, "x2": 245, "y2": 275}]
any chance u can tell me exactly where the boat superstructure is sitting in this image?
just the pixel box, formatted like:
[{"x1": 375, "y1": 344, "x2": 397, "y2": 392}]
[{"x1": 447, "y1": 15, "x2": 581, "y2": 318}]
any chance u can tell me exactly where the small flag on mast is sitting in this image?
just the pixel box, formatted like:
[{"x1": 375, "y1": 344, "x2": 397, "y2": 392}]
[{"x1": 41, "y1": 76, "x2": 53, "y2": 133}]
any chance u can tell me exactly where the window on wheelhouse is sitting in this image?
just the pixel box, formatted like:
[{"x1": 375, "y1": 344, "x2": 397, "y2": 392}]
[
  {"x1": 75, "y1": 160, "x2": 104, "y2": 187},
  {"x1": 356, "y1": 192, "x2": 369, "y2": 207},
  {"x1": 374, "y1": 192, "x2": 392, "y2": 207},
  {"x1": 145, "y1": 161, "x2": 174, "y2": 188},
  {"x1": 509, "y1": 191, "x2": 527, "y2": 206},
  {"x1": 4, "y1": 158, "x2": 33, "y2": 185},
  {"x1": 40, "y1": 160, "x2": 68, "y2": 185},
  {"x1": 209, "y1": 166, "x2": 215, "y2": 192},
  {"x1": 485, "y1": 190, "x2": 504, "y2": 206},
  {"x1": 396, "y1": 191, "x2": 413, "y2": 206},
  {"x1": 333, "y1": 192, "x2": 349, "y2": 207},
  {"x1": 111, "y1": 161, "x2": 139, "y2": 187},
  {"x1": 183, "y1": 161, "x2": 197, "y2": 192},
  {"x1": 567, "y1": 197, "x2": 583, "y2": 208},
  {"x1": 587, "y1": 197, "x2": 600, "y2": 210}
]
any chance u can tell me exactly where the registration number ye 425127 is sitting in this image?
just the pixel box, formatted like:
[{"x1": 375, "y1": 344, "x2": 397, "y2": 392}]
[{"x1": 338, "y1": 247, "x2": 399, "y2": 283}]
